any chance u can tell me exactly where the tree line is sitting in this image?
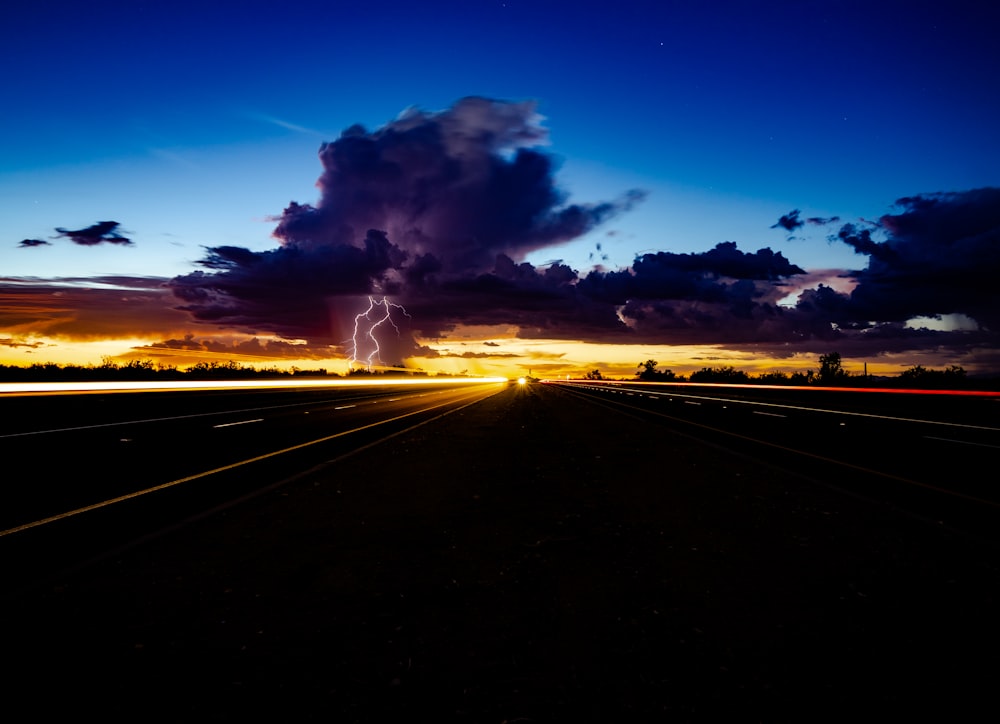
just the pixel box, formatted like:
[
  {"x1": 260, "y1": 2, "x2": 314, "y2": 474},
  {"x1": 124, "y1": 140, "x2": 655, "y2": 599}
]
[
  {"x1": 580, "y1": 352, "x2": 993, "y2": 390},
  {"x1": 0, "y1": 358, "x2": 429, "y2": 382}
]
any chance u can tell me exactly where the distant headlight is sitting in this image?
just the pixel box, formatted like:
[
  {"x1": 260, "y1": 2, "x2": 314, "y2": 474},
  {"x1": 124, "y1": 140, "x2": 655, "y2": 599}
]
[{"x1": 517, "y1": 377, "x2": 527, "y2": 385}]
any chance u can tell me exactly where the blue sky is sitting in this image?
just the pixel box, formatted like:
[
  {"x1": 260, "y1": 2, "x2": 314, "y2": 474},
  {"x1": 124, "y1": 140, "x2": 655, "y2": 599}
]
[{"x1": 3, "y1": 0, "x2": 999, "y2": 376}]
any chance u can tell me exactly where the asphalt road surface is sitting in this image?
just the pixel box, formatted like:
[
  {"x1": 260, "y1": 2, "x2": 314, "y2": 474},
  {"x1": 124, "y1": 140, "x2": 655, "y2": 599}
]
[{"x1": 2, "y1": 380, "x2": 999, "y2": 721}]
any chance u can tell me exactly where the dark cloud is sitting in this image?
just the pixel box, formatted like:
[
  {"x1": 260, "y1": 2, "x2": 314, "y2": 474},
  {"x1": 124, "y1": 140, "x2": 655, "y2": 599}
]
[
  {"x1": 133, "y1": 334, "x2": 336, "y2": 361},
  {"x1": 18, "y1": 239, "x2": 50, "y2": 248},
  {"x1": 168, "y1": 97, "x2": 645, "y2": 347},
  {"x1": 833, "y1": 188, "x2": 1000, "y2": 330},
  {"x1": 54, "y1": 221, "x2": 132, "y2": 246},
  {"x1": 771, "y1": 209, "x2": 803, "y2": 232},
  {"x1": 579, "y1": 243, "x2": 803, "y2": 306},
  {"x1": 269, "y1": 96, "x2": 644, "y2": 271},
  {"x1": 156, "y1": 96, "x2": 997, "y2": 369}
]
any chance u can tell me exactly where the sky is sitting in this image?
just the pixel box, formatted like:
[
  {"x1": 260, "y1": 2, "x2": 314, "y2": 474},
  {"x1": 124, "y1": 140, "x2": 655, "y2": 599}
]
[{"x1": 2, "y1": 0, "x2": 999, "y2": 379}]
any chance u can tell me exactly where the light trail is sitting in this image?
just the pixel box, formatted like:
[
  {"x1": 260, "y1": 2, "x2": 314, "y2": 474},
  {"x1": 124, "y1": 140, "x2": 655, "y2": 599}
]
[
  {"x1": 549, "y1": 378, "x2": 1000, "y2": 398},
  {"x1": 0, "y1": 376, "x2": 507, "y2": 397}
]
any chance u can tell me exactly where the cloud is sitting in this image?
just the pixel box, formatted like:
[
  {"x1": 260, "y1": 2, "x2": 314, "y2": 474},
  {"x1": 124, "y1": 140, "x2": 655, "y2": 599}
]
[
  {"x1": 150, "y1": 97, "x2": 996, "y2": 371},
  {"x1": 18, "y1": 239, "x2": 50, "y2": 248},
  {"x1": 269, "y1": 96, "x2": 645, "y2": 271},
  {"x1": 0, "y1": 277, "x2": 187, "y2": 339},
  {"x1": 833, "y1": 188, "x2": 1000, "y2": 331},
  {"x1": 771, "y1": 209, "x2": 803, "y2": 232},
  {"x1": 168, "y1": 97, "x2": 645, "y2": 349},
  {"x1": 0, "y1": 336, "x2": 44, "y2": 349},
  {"x1": 53, "y1": 221, "x2": 132, "y2": 246}
]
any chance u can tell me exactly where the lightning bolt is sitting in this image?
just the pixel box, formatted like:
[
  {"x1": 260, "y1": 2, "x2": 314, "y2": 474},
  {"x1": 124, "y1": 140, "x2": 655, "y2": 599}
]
[{"x1": 348, "y1": 296, "x2": 411, "y2": 372}]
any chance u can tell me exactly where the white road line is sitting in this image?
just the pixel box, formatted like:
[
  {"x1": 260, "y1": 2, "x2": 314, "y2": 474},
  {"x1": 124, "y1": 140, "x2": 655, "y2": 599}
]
[
  {"x1": 335, "y1": 405, "x2": 356, "y2": 410},
  {"x1": 212, "y1": 418, "x2": 264, "y2": 428},
  {"x1": 924, "y1": 436, "x2": 1000, "y2": 450},
  {"x1": 753, "y1": 411, "x2": 787, "y2": 418}
]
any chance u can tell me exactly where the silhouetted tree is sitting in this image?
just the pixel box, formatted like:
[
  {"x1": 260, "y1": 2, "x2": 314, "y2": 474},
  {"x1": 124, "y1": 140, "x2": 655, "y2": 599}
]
[
  {"x1": 789, "y1": 370, "x2": 815, "y2": 386},
  {"x1": 689, "y1": 366, "x2": 750, "y2": 383},
  {"x1": 899, "y1": 364, "x2": 968, "y2": 388},
  {"x1": 584, "y1": 369, "x2": 604, "y2": 380},
  {"x1": 818, "y1": 352, "x2": 848, "y2": 384},
  {"x1": 637, "y1": 359, "x2": 678, "y2": 381},
  {"x1": 637, "y1": 359, "x2": 659, "y2": 380}
]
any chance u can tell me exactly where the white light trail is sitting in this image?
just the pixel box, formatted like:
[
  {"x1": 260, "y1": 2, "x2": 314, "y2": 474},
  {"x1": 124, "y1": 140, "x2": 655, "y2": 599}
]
[{"x1": 0, "y1": 377, "x2": 507, "y2": 397}]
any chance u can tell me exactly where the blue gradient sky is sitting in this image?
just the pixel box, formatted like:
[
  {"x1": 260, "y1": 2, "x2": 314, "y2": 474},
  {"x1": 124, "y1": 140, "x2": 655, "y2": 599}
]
[{"x1": 3, "y1": 0, "x2": 999, "y2": 376}]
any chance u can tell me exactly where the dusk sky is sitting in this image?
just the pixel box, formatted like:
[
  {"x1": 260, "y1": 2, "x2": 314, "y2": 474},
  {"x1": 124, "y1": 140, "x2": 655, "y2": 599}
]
[{"x1": 3, "y1": 0, "x2": 999, "y2": 378}]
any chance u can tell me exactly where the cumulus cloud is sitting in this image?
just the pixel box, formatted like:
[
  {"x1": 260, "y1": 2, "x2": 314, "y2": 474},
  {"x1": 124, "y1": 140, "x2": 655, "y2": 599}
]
[
  {"x1": 834, "y1": 188, "x2": 1000, "y2": 331},
  {"x1": 149, "y1": 97, "x2": 997, "y2": 369},
  {"x1": 54, "y1": 221, "x2": 132, "y2": 246},
  {"x1": 168, "y1": 97, "x2": 645, "y2": 349}
]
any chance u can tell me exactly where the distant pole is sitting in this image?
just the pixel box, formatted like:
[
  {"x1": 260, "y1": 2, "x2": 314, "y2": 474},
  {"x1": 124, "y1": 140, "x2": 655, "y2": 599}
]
[{"x1": 864, "y1": 362, "x2": 868, "y2": 377}]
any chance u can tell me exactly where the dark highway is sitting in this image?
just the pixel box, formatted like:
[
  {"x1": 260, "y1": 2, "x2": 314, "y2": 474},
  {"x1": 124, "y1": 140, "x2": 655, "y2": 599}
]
[
  {"x1": 548, "y1": 379, "x2": 1000, "y2": 516},
  {"x1": 0, "y1": 378, "x2": 505, "y2": 582},
  {"x1": 2, "y1": 379, "x2": 999, "y2": 721}
]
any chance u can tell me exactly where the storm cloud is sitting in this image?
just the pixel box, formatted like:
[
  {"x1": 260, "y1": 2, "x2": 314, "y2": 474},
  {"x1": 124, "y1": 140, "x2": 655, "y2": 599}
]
[
  {"x1": 54, "y1": 221, "x2": 132, "y2": 246},
  {"x1": 160, "y1": 97, "x2": 998, "y2": 369},
  {"x1": 835, "y1": 188, "x2": 1000, "y2": 330},
  {"x1": 168, "y1": 97, "x2": 645, "y2": 346}
]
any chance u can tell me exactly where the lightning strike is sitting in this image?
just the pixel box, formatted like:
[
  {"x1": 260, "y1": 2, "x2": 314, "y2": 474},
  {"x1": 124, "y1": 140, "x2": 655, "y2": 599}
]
[{"x1": 348, "y1": 296, "x2": 411, "y2": 372}]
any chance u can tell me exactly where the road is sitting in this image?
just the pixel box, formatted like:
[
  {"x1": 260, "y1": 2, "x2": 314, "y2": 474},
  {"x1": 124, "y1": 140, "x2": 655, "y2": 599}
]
[
  {"x1": 2, "y1": 379, "x2": 999, "y2": 720},
  {"x1": 548, "y1": 379, "x2": 1000, "y2": 521},
  {"x1": 0, "y1": 378, "x2": 506, "y2": 586}
]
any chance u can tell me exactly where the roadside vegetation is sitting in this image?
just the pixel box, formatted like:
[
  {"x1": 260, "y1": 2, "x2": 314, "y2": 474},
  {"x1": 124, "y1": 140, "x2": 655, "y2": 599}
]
[
  {"x1": 1, "y1": 353, "x2": 995, "y2": 390},
  {"x1": 0, "y1": 357, "x2": 428, "y2": 382},
  {"x1": 585, "y1": 353, "x2": 996, "y2": 391}
]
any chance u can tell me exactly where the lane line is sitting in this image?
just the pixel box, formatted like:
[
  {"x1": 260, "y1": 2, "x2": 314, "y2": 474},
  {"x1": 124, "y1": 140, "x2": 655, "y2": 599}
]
[
  {"x1": 924, "y1": 436, "x2": 1000, "y2": 450},
  {"x1": 212, "y1": 419, "x2": 264, "y2": 428}
]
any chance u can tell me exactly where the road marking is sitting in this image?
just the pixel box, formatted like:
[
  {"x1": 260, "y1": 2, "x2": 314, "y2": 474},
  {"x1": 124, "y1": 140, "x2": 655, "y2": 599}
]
[
  {"x1": 335, "y1": 405, "x2": 356, "y2": 410},
  {"x1": 753, "y1": 411, "x2": 787, "y2": 418},
  {"x1": 212, "y1": 418, "x2": 264, "y2": 428},
  {"x1": 924, "y1": 436, "x2": 1000, "y2": 450}
]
